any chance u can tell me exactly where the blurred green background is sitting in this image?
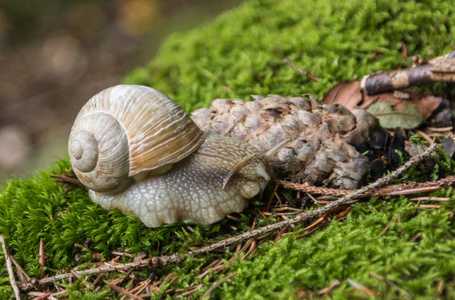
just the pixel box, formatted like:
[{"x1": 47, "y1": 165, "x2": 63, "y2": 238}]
[{"x1": 0, "y1": 0, "x2": 241, "y2": 180}]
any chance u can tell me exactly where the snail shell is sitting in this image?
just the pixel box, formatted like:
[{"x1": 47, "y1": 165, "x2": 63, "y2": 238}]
[{"x1": 69, "y1": 85, "x2": 206, "y2": 193}]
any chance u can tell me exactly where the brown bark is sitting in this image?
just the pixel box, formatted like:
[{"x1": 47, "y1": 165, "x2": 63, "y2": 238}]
[{"x1": 362, "y1": 51, "x2": 455, "y2": 95}]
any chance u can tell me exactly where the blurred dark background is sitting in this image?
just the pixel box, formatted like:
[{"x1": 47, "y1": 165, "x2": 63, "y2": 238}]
[{"x1": 0, "y1": 0, "x2": 242, "y2": 180}]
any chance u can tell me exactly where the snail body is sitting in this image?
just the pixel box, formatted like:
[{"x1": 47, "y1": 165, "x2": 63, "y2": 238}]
[
  {"x1": 90, "y1": 134, "x2": 272, "y2": 227},
  {"x1": 69, "y1": 85, "x2": 282, "y2": 227}
]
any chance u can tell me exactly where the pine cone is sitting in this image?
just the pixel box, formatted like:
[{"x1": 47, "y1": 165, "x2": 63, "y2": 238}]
[{"x1": 191, "y1": 94, "x2": 388, "y2": 189}]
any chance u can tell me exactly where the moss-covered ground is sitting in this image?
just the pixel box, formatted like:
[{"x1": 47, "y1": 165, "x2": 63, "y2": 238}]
[{"x1": 2, "y1": 0, "x2": 455, "y2": 298}]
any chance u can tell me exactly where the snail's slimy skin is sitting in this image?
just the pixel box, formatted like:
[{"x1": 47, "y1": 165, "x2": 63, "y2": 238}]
[{"x1": 89, "y1": 135, "x2": 272, "y2": 227}]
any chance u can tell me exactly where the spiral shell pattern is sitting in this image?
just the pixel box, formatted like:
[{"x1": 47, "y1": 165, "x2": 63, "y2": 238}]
[{"x1": 69, "y1": 85, "x2": 206, "y2": 192}]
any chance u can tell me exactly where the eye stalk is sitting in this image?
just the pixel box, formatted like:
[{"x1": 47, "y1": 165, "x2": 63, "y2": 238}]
[{"x1": 264, "y1": 139, "x2": 290, "y2": 162}]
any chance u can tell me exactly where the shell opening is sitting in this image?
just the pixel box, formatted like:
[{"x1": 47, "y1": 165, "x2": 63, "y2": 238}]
[{"x1": 69, "y1": 130, "x2": 99, "y2": 173}]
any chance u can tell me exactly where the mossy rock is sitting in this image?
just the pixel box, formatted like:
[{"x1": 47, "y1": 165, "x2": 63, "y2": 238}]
[{"x1": 2, "y1": 0, "x2": 455, "y2": 298}]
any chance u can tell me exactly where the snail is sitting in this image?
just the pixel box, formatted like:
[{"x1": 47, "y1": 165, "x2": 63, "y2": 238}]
[{"x1": 69, "y1": 85, "x2": 286, "y2": 227}]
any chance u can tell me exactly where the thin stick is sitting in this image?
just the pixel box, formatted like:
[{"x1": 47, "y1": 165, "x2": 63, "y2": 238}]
[
  {"x1": 283, "y1": 57, "x2": 319, "y2": 81},
  {"x1": 319, "y1": 279, "x2": 341, "y2": 296},
  {"x1": 201, "y1": 271, "x2": 238, "y2": 300},
  {"x1": 277, "y1": 171, "x2": 455, "y2": 198},
  {"x1": 38, "y1": 254, "x2": 182, "y2": 286},
  {"x1": 378, "y1": 219, "x2": 394, "y2": 236},
  {"x1": 104, "y1": 280, "x2": 143, "y2": 300},
  {"x1": 34, "y1": 143, "x2": 437, "y2": 287},
  {"x1": 0, "y1": 236, "x2": 22, "y2": 299},
  {"x1": 409, "y1": 197, "x2": 449, "y2": 202},
  {"x1": 50, "y1": 174, "x2": 86, "y2": 189},
  {"x1": 10, "y1": 256, "x2": 31, "y2": 283}
]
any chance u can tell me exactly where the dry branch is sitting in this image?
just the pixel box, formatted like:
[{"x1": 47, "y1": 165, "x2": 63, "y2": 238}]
[
  {"x1": 37, "y1": 254, "x2": 182, "y2": 286},
  {"x1": 361, "y1": 50, "x2": 455, "y2": 94},
  {"x1": 319, "y1": 279, "x2": 341, "y2": 296},
  {"x1": 201, "y1": 271, "x2": 238, "y2": 299},
  {"x1": 10, "y1": 256, "x2": 31, "y2": 284},
  {"x1": 104, "y1": 280, "x2": 144, "y2": 300},
  {"x1": 277, "y1": 174, "x2": 455, "y2": 198},
  {"x1": 0, "y1": 236, "x2": 22, "y2": 299},
  {"x1": 283, "y1": 57, "x2": 319, "y2": 81}
]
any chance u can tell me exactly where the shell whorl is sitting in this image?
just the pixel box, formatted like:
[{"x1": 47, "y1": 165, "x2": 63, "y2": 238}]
[{"x1": 69, "y1": 85, "x2": 206, "y2": 193}]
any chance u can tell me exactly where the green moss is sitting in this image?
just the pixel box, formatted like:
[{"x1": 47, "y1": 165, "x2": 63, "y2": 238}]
[
  {"x1": 0, "y1": 161, "x2": 244, "y2": 275},
  {"x1": 2, "y1": 0, "x2": 455, "y2": 298},
  {"x1": 125, "y1": 0, "x2": 454, "y2": 112},
  {"x1": 215, "y1": 198, "x2": 455, "y2": 299}
]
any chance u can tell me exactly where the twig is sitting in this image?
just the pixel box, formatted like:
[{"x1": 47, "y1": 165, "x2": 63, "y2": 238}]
[
  {"x1": 39, "y1": 238, "x2": 46, "y2": 269},
  {"x1": 50, "y1": 173, "x2": 86, "y2": 192},
  {"x1": 30, "y1": 293, "x2": 51, "y2": 300},
  {"x1": 27, "y1": 290, "x2": 67, "y2": 298},
  {"x1": 419, "y1": 204, "x2": 441, "y2": 209},
  {"x1": 409, "y1": 197, "x2": 449, "y2": 202},
  {"x1": 34, "y1": 143, "x2": 437, "y2": 287},
  {"x1": 369, "y1": 270, "x2": 409, "y2": 295},
  {"x1": 319, "y1": 279, "x2": 341, "y2": 296},
  {"x1": 104, "y1": 280, "x2": 143, "y2": 300},
  {"x1": 378, "y1": 219, "x2": 394, "y2": 236},
  {"x1": 201, "y1": 271, "x2": 238, "y2": 300},
  {"x1": 294, "y1": 224, "x2": 324, "y2": 240},
  {"x1": 277, "y1": 171, "x2": 455, "y2": 198},
  {"x1": 347, "y1": 278, "x2": 378, "y2": 297},
  {"x1": 293, "y1": 216, "x2": 325, "y2": 240},
  {"x1": 361, "y1": 50, "x2": 455, "y2": 94},
  {"x1": 265, "y1": 184, "x2": 278, "y2": 212},
  {"x1": 283, "y1": 57, "x2": 319, "y2": 81},
  {"x1": 426, "y1": 126, "x2": 453, "y2": 132},
  {"x1": 416, "y1": 130, "x2": 435, "y2": 145},
  {"x1": 409, "y1": 232, "x2": 422, "y2": 242},
  {"x1": 37, "y1": 254, "x2": 182, "y2": 286},
  {"x1": 179, "y1": 284, "x2": 203, "y2": 297},
  {"x1": 10, "y1": 256, "x2": 31, "y2": 283},
  {"x1": 0, "y1": 236, "x2": 22, "y2": 299},
  {"x1": 275, "y1": 182, "x2": 350, "y2": 197}
]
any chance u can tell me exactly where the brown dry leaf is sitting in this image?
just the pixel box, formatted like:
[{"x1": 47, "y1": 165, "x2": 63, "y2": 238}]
[
  {"x1": 362, "y1": 90, "x2": 442, "y2": 121},
  {"x1": 322, "y1": 81, "x2": 362, "y2": 110},
  {"x1": 413, "y1": 95, "x2": 443, "y2": 120},
  {"x1": 323, "y1": 79, "x2": 441, "y2": 123}
]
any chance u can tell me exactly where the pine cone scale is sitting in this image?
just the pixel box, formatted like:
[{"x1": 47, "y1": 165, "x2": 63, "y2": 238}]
[{"x1": 191, "y1": 95, "x2": 384, "y2": 189}]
